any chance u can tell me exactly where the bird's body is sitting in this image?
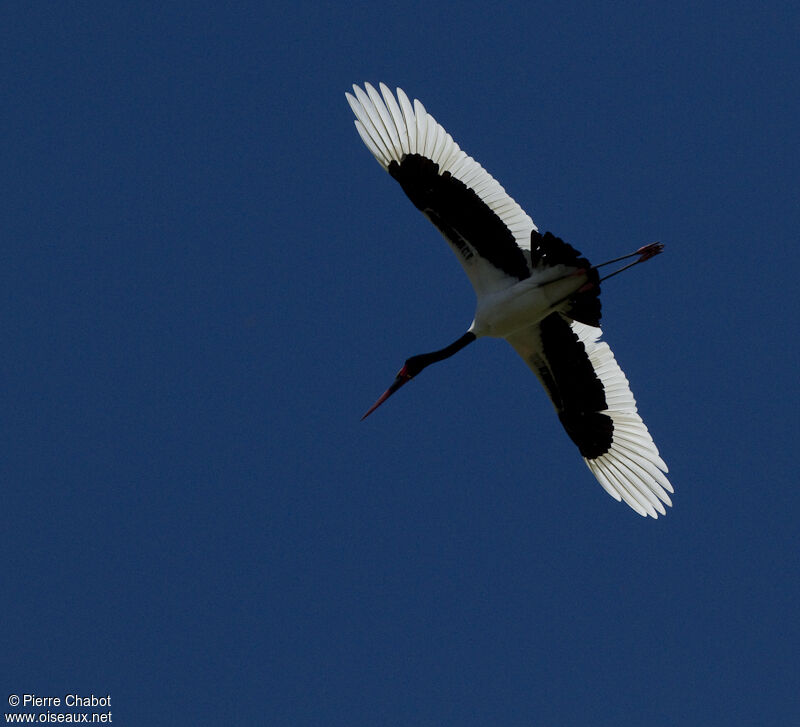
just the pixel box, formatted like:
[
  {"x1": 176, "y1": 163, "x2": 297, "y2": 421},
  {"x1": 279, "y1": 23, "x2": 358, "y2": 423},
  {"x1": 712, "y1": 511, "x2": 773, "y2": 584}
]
[
  {"x1": 470, "y1": 268, "x2": 590, "y2": 338},
  {"x1": 347, "y1": 82, "x2": 673, "y2": 518}
]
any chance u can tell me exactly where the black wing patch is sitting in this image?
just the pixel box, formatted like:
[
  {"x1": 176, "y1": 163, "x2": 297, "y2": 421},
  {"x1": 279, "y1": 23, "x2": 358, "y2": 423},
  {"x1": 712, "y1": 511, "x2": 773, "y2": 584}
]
[
  {"x1": 530, "y1": 229, "x2": 588, "y2": 268},
  {"x1": 531, "y1": 230, "x2": 602, "y2": 327},
  {"x1": 388, "y1": 154, "x2": 531, "y2": 282},
  {"x1": 538, "y1": 313, "x2": 612, "y2": 459}
]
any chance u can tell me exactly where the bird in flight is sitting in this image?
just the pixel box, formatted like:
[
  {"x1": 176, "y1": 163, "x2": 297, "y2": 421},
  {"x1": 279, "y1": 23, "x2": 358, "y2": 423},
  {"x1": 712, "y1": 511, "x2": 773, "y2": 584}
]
[{"x1": 346, "y1": 82, "x2": 673, "y2": 518}]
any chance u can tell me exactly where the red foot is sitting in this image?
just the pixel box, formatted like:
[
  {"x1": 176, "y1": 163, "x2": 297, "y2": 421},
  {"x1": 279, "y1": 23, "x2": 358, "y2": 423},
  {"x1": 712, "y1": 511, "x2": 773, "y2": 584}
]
[{"x1": 636, "y1": 242, "x2": 664, "y2": 262}]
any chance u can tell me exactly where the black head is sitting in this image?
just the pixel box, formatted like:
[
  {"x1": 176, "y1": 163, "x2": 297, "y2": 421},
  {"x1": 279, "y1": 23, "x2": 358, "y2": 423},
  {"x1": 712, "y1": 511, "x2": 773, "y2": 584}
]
[{"x1": 360, "y1": 333, "x2": 476, "y2": 420}]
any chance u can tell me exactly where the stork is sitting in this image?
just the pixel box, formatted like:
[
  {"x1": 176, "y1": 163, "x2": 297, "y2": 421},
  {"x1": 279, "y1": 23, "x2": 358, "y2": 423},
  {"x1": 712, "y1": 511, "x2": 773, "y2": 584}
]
[{"x1": 346, "y1": 83, "x2": 673, "y2": 518}]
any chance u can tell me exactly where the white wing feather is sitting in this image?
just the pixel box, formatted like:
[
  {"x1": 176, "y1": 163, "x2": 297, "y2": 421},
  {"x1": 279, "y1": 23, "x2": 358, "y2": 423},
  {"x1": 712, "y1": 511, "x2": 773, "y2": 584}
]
[
  {"x1": 346, "y1": 83, "x2": 538, "y2": 255},
  {"x1": 508, "y1": 321, "x2": 672, "y2": 518},
  {"x1": 572, "y1": 321, "x2": 672, "y2": 517}
]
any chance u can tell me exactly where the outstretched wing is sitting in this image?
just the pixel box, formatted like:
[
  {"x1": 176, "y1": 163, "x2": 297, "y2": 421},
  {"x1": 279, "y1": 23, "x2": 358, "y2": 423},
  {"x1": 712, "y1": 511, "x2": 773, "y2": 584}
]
[
  {"x1": 507, "y1": 315, "x2": 673, "y2": 518},
  {"x1": 346, "y1": 82, "x2": 537, "y2": 296}
]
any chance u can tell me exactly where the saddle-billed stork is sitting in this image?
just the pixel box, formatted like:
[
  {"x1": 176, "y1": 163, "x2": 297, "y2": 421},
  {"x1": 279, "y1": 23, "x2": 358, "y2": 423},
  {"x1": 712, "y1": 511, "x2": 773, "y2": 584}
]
[{"x1": 347, "y1": 83, "x2": 673, "y2": 518}]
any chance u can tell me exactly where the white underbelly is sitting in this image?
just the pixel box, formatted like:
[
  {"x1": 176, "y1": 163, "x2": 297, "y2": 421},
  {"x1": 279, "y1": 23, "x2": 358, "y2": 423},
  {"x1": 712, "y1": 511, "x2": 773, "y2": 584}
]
[{"x1": 470, "y1": 271, "x2": 589, "y2": 338}]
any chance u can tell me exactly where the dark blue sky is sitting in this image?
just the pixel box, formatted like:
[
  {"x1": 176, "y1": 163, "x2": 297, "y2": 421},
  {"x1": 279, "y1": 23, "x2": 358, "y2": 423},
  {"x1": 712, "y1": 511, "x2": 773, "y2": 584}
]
[{"x1": 3, "y1": 2, "x2": 798, "y2": 725}]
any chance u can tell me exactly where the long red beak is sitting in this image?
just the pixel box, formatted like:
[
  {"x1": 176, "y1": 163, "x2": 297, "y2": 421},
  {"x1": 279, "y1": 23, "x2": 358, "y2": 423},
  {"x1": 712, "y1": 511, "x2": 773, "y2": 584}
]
[{"x1": 361, "y1": 367, "x2": 411, "y2": 420}]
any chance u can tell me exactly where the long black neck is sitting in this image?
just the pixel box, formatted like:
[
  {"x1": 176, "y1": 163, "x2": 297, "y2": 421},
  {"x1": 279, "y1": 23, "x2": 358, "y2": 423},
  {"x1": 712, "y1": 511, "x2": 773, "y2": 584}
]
[{"x1": 410, "y1": 332, "x2": 476, "y2": 374}]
